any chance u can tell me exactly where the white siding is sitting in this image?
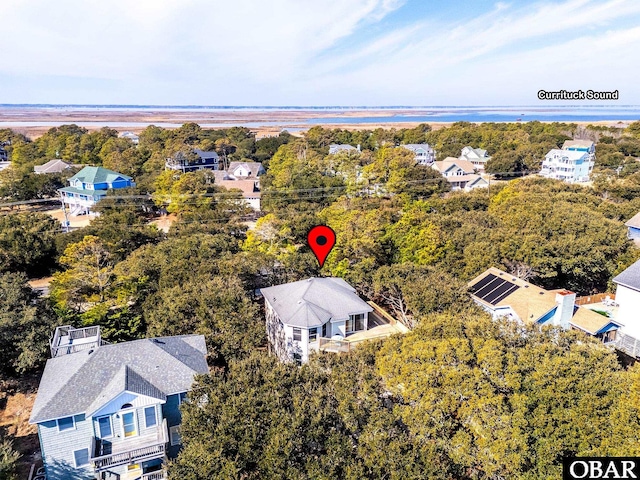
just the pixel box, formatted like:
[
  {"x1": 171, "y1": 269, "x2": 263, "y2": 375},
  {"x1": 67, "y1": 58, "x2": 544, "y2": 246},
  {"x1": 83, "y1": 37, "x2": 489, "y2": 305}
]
[
  {"x1": 616, "y1": 285, "x2": 640, "y2": 339},
  {"x1": 92, "y1": 391, "x2": 160, "y2": 417}
]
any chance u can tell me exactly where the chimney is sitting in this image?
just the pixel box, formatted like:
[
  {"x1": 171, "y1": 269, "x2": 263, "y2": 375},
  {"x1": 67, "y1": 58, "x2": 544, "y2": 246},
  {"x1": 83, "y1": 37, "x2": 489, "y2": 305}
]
[
  {"x1": 552, "y1": 290, "x2": 576, "y2": 329},
  {"x1": 357, "y1": 144, "x2": 361, "y2": 152}
]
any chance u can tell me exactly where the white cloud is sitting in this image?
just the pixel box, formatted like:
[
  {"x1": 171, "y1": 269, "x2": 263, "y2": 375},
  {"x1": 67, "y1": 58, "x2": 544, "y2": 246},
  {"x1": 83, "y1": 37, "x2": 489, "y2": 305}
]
[{"x1": 0, "y1": 0, "x2": 639, "y2": 104}]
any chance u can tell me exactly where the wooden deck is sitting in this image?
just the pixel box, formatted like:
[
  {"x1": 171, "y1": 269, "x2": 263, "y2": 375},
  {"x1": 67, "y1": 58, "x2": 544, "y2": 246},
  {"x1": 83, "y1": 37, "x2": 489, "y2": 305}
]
[{"x1": 318, "y1": 308, "x2": 408, "y2": 354}]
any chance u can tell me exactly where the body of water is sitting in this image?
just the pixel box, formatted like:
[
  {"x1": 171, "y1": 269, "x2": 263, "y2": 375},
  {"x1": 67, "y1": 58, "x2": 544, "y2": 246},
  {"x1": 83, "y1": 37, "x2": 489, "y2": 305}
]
[{"x1": 0, "y1": 105, "x2": 638, "y2": 128}]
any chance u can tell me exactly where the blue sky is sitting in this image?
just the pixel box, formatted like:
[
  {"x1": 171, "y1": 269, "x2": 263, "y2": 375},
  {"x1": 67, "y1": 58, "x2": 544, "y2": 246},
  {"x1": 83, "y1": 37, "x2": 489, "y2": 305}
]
[{"x1": 1, "y1": 0, "x2": 638, "y2": 106}]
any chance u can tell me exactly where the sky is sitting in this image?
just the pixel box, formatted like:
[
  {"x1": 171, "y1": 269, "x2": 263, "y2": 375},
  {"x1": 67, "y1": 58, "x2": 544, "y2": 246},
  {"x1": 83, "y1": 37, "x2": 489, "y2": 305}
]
[{"x1": 1, "y1": 0, "x2": 639, "y2": 106}]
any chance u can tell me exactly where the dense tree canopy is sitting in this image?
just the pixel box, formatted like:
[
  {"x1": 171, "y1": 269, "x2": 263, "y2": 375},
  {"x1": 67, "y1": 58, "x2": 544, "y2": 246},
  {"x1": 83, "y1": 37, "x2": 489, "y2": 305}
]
[{"x1": 1, "y1": 122, "x2": 640, "y2": 479}]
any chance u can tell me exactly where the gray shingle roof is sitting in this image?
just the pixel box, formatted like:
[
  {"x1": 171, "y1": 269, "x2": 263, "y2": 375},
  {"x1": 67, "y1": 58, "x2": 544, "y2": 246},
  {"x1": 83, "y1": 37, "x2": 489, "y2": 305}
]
[
  {"x1": 228, "y1": 161, "x2": 265, "y2": 178},
  {"x1": 194, "y1": 149, "x2": 219, "y2": 161},
  {"x1": 34, "y1": 159, "x2": 72, "y2": 174},
  {"x1": 261, "y1": 277, "x2": 373, "y2": 328},
  {"x1": 613, "y1": 259, "x2": 640, "y2": 292},
  {"x1": 402, "y1": 144, "x2": 434, "y2": 153},
  {"x1": 30, "y1": 335, "x2": 207, "y2": 424},
  {"x1": 625, "y1": 212, "x2": 640, "y2": 229}
]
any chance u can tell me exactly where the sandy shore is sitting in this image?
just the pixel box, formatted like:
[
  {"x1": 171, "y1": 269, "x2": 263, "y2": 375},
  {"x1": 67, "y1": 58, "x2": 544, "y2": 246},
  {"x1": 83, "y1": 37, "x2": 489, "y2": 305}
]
[{"x1": 0, "y1": 107, "x2": 632, "y2": 138}]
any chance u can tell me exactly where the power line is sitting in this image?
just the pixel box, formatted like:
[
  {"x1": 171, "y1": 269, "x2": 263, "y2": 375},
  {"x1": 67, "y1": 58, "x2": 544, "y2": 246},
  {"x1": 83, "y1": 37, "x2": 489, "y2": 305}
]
[{"x1": 0, "y1": 172, "x2": 528, "y2": 210}]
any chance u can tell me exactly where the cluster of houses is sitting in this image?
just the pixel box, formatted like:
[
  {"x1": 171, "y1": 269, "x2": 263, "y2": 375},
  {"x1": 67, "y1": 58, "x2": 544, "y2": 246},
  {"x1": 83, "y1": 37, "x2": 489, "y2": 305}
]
[
  {"x1": 33, "y1": 136, "x2": 597, "y2": 220},
  {"x1": 49, "y1": 148, "x2": 266, "y2": 217},
  {"x1": 329, "y1": 142, "x2": 490, "y2": 192}
]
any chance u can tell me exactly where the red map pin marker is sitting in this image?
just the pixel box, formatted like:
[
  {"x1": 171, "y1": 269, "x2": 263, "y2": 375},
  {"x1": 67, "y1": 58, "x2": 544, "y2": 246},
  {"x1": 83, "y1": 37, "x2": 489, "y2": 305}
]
[{"x1": 307, "y1": 225, "x2": 336, "y2": 268}]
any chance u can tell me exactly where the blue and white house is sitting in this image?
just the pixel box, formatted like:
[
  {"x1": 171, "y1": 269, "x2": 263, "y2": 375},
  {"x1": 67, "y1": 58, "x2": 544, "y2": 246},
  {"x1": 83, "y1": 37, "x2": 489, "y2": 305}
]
[
  {"x1": 29, "y1": 326, "x2": 208, "y2": 480},
  {"x1": 540, "y1": 140, "x2": 595, "y2": 183},
  {"x1": 59, "y1": 166, "x2": 135, "y2": 216}
]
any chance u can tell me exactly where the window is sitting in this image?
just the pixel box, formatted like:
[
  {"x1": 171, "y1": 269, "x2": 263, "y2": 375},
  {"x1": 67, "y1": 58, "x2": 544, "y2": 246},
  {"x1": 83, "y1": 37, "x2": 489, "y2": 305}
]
[
  {"x1": 122, "y1": 411, "x2": 137, "y2": 438},
  {"x1": 309, "y1": 328, "x2": 318, "y2": 343},
  {"x1": 97, "y1": 416, "x2": 112, "y2": 438},
  {"x1": 293, "y1": 328, "x2": 302, "y2": 341},
  {"x1": 179, "y1": 392, "x2": 188, "y2": 404},
  {"x1": 73, "y1": 448, "x2": 89, "y2": 467},
  {"x1": 169, "y1": 426, "x2": 182, "y2": 446},
  {"x1": 346, "y1": 314, "x2": 365, "y2": 333},
  {"x1": 57, "y1": 416, "x2": 75, "y2": 432},
  {"x1": 144, "y1": 406, "x2": 157, "y2": 428},
  {"x1": 322, "y1": 322, "x2": 328, "y2": 338}
]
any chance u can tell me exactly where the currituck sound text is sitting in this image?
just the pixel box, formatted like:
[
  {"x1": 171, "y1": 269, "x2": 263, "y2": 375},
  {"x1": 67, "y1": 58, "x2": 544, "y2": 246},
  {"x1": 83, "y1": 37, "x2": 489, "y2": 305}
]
[{"x1": 538, "y1": 89, "x2": 619, "y2": 100}]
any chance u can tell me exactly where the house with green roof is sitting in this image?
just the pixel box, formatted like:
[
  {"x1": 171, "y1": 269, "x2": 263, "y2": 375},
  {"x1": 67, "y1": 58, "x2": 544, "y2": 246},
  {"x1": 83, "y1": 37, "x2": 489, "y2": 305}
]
[{"x1": 59, "y1": 166, "x2": 135, "y2": 215}]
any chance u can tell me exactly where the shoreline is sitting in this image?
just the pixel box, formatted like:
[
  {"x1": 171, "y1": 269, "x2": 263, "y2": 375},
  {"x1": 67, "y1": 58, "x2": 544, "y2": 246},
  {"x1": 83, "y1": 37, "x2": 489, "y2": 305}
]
[{"x1": 0, "y1": 106, "x2": 635, "y2": 138}]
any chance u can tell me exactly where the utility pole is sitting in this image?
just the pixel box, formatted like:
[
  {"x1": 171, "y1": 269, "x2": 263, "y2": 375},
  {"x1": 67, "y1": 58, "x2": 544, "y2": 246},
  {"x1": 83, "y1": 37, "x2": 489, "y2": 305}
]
[{"x1": 60, "y1": 192, "x2": 70, "y2": 233}]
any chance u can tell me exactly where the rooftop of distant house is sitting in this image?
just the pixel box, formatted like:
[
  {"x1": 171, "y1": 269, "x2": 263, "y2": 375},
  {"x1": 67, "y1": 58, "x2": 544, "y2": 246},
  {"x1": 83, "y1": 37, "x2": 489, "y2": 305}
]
[
  {"x1": 433, "y1": 158, "x2": 476, "y2": 173},
  {"x1": 562, "y1": 139, "x2": 595, "y2": 149},
  {"x1": 68, "y1": 165, "x2": 132, "y2": 184},
  {"x1": 546, "y1": 149, "x2": 590, "y2": 160},
  {"x1": 468, "y1": 267, "x2": 614, "y2": 334},
  {"x1": 624, "y1": 212, "x2": 640, "y2": 229},
  {"x1": 34, "y1": 159, "x2": 73, "y2": 174},
  {"x1": 613, "y1": 259, "x2": 640, "y2": 292}
]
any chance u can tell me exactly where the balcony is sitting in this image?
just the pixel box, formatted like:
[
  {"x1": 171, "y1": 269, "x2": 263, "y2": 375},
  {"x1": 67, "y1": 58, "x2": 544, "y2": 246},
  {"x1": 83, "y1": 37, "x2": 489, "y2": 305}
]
[
  {"x1": 50, "y1": 325, "x2": 109, "y2": 357},
  {"x1": 318, "y1": 302, "x2": 409, "y2": 353},
  {"x1": 90, "y1": 419, "x2": 168, "y2": 472}
]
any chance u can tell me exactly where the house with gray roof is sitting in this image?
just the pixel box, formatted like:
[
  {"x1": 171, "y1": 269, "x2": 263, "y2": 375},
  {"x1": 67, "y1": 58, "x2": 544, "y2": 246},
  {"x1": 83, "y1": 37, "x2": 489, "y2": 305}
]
[
  {"x1": 165, "y1": 149, "x2": 220, "y2": 173},
  {"x1": 227, "y1": 161, "x2": 265, "y2": 179},
  {"x1": 59, "y1": 166, "x2": 135, "y2": 216},
  {"x1": 262, "y1": 277, "x2": 373, "y2": 363},
  {"x1": 328, "y1": 144, "x2": 359, "y2": 155},
  {"x1": 401, "y1": 144, "x2": 436, "y2": 165},
  {"x1": 459, "y1": 146, "x2": 491, "y2": 171},
  {"x1": 30, "y1": 325, "x2": 208, "y2": 480},
  {"x1": 34, "y1": 159, "x2": 74, "y2": 174}
]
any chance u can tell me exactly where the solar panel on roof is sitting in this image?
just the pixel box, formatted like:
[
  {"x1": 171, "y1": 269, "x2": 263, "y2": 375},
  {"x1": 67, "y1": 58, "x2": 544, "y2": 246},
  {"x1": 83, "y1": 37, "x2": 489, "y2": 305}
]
[
  {"x1": 473, "y1": 277, "x2": 504, "y2": 298},
  {"x1": 471, "y1": 274, "x2": 521, "y2": 305},
  {"x1": 482, "y1": 281, "x2": 514, "y2": 304},
  {"x1": 469, "y1": 273, "x2": 498, "y2": 293},
  {"x1": 489, "y1": 283, "x2": 520, "y2": 305}
]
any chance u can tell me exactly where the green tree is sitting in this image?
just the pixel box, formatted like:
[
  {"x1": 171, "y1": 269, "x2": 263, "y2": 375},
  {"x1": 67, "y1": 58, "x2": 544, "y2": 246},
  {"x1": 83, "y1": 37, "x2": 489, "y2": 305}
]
[
  {"x1": 0, "y1": 438, "x2": 20, "y2": 480},
  {"x1": 0, "y1": 213, "x2": 60, "y2": 277},
  {"x1": 0, "y1": 272, "x2": 57, "y2": 374},
  {"x1": 50, "y1": 235, "x2": 114, "y2": 312}
]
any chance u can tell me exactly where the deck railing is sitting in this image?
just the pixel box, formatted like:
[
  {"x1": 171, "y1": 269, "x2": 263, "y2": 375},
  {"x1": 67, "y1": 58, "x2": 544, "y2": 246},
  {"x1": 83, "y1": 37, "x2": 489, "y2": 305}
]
[
  {"x1": 50, "y1": 325, "x2": 105, "y2": 357},
  {"x1": 318, "y1": 332, "x2": 403, "y2": 353},
  {"x1": 612, "y1": 332, "x2": 640, "y2": 359},
  {"x1": 90, "y1": 419, "x2": 168, "y2": 471},
  {"x1": 141, "y1": 471, "x2": 167, "y2": 480}
]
